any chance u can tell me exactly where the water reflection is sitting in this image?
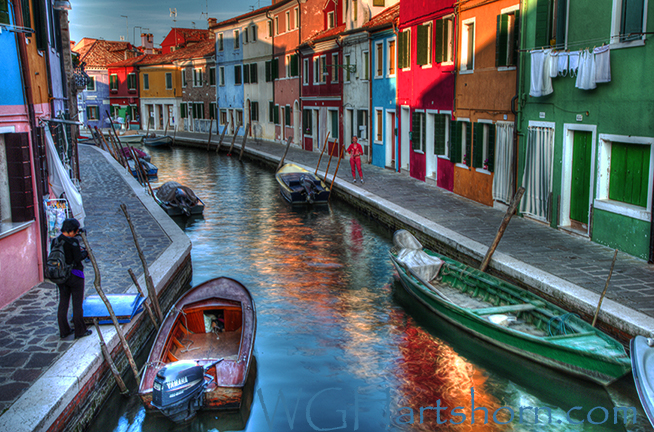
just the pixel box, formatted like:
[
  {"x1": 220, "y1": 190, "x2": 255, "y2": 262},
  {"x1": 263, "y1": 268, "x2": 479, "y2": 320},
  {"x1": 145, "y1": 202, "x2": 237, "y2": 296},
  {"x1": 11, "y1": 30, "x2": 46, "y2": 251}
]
[{"x1": 87, "y1": 146, "x2": 647, "y2": 432}]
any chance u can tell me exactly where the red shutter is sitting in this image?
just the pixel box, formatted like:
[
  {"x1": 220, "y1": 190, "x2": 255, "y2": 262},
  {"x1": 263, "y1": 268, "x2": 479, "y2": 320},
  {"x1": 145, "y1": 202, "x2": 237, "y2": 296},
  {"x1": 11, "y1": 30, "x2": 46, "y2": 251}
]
[{"x1": 5, "y1": 133, "x2": 35, "y2": 222}]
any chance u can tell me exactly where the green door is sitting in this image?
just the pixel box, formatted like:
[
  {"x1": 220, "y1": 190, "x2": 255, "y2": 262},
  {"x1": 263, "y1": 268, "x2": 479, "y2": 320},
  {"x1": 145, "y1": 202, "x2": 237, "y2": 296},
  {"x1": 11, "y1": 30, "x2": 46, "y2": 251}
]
[{"x1": 570, "y1": 131, "x2": 592, "y2": 225}]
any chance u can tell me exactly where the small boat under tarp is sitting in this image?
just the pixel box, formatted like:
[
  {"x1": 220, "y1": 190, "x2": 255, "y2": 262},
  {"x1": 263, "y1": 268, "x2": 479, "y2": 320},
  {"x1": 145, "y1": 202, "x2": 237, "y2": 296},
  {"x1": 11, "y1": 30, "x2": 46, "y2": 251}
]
[
  {"x1": 155, "y1": 181, "x2": 204, "y2": 216},
  {"x1": 120, "y1": 146, "x2": 151, "y2": 162},
  {"x1": 389, "y1": 229, "x2": 631, "y2": 386},
  {"x1": 143, "y1": 135, "x2": 173, "y2": 147},
  {"x1": 138, "y1": 277, "x2": 256, "y2": 423},
  {"x1": 275, "y1": 163, "x2": 330, "y2": 204},
  {"x1": 128, "y1": 158, "x2": 158, "y2": 178},
  {"x1": 631, "y1": 335, "x2": 654, "y2": 427}
]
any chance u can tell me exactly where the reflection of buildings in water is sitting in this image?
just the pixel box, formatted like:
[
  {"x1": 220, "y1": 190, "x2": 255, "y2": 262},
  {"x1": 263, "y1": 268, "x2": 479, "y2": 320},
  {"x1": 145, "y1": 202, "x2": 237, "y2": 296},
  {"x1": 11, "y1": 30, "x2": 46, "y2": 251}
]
[{"x1": 388, "y1": 310, "x2": 509, "y2": 432}]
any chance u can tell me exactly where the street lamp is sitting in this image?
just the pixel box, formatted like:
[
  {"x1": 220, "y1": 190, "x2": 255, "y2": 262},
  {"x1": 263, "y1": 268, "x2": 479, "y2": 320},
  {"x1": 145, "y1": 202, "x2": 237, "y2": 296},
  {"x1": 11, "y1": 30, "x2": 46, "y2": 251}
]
[
  {"x1": 121, "y1": 15, "x2": 128, "y2": 43},
  {"x1": 53, "y1": 0, "x2": 72, "y2": 11}
]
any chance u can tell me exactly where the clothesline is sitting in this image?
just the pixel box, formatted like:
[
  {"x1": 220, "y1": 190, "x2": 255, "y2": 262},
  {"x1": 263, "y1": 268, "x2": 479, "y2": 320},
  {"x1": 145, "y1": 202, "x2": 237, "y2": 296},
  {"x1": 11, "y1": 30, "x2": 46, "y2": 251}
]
[{"x1": 518, "y1": 31, "x2": 650, "y2": 53}]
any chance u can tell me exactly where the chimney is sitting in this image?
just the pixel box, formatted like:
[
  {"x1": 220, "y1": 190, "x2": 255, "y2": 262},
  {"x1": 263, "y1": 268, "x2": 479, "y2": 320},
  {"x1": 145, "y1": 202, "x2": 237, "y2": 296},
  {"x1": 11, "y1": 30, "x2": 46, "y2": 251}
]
[
  {"x1": 141, "y1": 33, "x2": 154, "y2": 54},
  {"x1": 208, "y1": 18, "x2": 217, "y2": 28}
]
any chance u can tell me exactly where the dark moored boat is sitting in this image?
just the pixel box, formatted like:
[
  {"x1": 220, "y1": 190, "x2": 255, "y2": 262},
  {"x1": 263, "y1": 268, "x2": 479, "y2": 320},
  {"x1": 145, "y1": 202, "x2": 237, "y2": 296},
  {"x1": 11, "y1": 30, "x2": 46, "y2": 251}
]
[
  {"x1": 155, "y1": 181, "x2": 204, "y2": 217},
  {"x1": 138, "y1": 277, "x2": 256, "y2": 423},
  {"x1": 143, "y1": 135, "x2": 173, "y2": 147},
  {"x1": 120, "y1": 146, "x2": 151, "y2": 162},
  {"x1": 631, "y1": 335, "x2": 654, "y2": 427},
  {"x1": 275, "y1": 163, "x2": 330, "y2": 204},
  {"x1": 128, "y1": 159, "x2": 158, "y2": 178},
  {"x1": 389, "y1": 230, "x2": 631, "y2": 386}
]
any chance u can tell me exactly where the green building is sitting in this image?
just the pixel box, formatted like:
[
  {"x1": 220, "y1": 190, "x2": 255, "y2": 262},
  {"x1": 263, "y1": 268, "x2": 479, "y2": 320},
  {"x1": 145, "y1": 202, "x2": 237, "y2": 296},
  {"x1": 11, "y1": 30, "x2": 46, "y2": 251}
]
[{"x1": 516, "y1": 0, "x2": 653, "y2": 260}]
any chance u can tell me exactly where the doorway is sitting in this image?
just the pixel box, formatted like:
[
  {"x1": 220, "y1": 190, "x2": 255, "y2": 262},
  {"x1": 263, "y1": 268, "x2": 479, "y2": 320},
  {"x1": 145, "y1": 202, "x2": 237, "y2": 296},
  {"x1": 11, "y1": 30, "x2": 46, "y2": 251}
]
[
  {"x1": 386, "y1": 110, "x2": 396, "y2": 169},
  {"x1": 401, "y1": 106, "x2": 410, "y2": 173}
]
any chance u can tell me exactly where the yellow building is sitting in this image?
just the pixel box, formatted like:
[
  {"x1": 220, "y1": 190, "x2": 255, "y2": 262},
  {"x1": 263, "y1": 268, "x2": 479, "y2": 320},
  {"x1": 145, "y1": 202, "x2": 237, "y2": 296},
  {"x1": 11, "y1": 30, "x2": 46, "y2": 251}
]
[{"x1": 138, "y1": 54, "x2": 182, "y2": 131}]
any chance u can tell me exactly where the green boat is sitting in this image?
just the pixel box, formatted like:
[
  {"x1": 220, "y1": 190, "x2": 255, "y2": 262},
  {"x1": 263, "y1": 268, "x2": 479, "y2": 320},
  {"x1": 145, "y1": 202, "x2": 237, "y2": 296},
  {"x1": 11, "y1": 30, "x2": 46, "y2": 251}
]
[{"x1": 389, "y1": 230, "x2": 631, "y2": 386}]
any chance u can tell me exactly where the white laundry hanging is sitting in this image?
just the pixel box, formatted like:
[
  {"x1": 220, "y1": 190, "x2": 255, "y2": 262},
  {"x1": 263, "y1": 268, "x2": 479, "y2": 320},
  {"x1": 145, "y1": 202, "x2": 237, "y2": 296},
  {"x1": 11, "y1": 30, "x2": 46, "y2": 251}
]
[
  {"x1": 575, "y1": 49, "x2": 596, "y2": 90},
  {"x1": 530, "y1": 49, "x2": 554, "y2": 97},
  {"x1": 557, "y1": 52, "x2": 569, "y2": 76},
  {"x1": 568, "y1": 51, "x2": 580, "y2": 77},
  {"x1": 548, "y1": 51, "x2": 559, "y2": 78},
  {"x1": 594, "y1": 45, "x2": 611, "y2": 83}
]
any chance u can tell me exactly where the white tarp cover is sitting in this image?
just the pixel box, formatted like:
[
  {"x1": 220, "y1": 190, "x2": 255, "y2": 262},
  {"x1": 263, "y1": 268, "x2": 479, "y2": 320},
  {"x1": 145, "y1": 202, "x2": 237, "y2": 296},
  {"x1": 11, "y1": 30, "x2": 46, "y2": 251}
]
[
  {"x1": 44, "y1": 124, "x2": 86, "y2": 227},
  {"x1": 393, "y1": 230, "x2": 444, "y2": 282}
]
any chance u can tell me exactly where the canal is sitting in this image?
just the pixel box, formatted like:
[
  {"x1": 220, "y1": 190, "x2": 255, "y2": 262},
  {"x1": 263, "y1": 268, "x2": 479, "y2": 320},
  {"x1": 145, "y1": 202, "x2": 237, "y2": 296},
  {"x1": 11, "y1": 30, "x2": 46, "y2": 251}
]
[{"x1": 90, "y1": 145, "x2": 648, "y2": 432}]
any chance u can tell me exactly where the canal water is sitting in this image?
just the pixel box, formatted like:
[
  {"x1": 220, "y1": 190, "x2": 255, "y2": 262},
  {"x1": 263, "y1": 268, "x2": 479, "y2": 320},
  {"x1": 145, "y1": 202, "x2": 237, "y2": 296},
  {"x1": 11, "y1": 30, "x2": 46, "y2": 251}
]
[{"x1": 90, "y1": 145, "x2": 648, "y2": 432}]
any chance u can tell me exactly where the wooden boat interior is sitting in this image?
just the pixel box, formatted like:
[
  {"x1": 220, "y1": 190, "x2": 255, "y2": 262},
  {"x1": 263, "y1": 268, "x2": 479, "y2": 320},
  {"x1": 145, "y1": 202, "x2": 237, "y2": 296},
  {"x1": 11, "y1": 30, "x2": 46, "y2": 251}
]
[{"x1": 279, "y1": 172, "x2": 325, "y2": 189}]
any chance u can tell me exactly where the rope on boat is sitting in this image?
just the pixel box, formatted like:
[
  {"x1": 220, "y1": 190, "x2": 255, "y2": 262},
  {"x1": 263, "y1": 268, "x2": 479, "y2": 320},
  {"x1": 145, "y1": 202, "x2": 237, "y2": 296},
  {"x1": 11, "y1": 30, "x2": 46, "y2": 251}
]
[
  {"x1": 172, "y1": 307, "x2": 200, "y2": 352},
  {"x1": 547, "y1": 313, "x2": 579, "y2": 336}
]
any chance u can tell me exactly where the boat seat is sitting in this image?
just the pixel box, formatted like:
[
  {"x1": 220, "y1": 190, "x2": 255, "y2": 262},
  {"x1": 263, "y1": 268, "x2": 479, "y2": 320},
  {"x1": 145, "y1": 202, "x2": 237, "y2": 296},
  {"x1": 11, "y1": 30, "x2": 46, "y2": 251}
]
[
  {"x1": 166, "y1": 351, "x2": 179, "y2": 362},
  {"x1": 472, "y1": 303, "x2": 539, "y2": 316}
]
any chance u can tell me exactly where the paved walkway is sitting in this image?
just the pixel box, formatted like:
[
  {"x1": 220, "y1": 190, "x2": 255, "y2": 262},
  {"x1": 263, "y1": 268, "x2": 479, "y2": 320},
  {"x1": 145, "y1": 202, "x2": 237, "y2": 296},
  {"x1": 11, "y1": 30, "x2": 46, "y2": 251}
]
[{"x1": 0, "y1": 144, "x2": 171, "y2": 415}]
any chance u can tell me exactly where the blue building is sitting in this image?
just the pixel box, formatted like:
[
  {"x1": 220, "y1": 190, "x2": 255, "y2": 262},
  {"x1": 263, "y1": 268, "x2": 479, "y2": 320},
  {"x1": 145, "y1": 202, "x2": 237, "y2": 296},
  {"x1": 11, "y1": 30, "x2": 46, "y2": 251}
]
[
  {"x1": 367, "y1": 5, "x2": 399, "y2": 170},
  {"x1": 213, "y1": 19, "x2": 245, "y2": 137}
]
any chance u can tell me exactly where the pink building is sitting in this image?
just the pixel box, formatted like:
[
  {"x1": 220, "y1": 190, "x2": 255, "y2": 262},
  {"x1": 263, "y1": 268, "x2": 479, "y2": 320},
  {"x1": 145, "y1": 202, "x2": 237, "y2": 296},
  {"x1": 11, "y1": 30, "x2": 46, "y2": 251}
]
[{"x1": 396, "y1": 0, "x2": 456, "y2": 188}]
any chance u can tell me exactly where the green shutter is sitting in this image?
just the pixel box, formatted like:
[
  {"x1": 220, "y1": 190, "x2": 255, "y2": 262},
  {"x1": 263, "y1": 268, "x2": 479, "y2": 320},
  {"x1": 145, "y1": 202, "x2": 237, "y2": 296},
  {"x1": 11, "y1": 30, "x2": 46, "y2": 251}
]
[
  {"x1": 274, "y1": 105, "x2": 280, "y2": 124},
  {"x1": 411, "y1": 112, "x2": 422, "y2": 150},
  {"x1": 1, "y1": 0, "x2": 10, "y2": 25},
  {"x1": 269, "y1": 102, "x2": 274, "y2": 122},
  {"x1": 535, "y1": 0, "x2": 552, "y2": 48},
  {"x1": 331, "y1": 111, "x2": 339, "y2": 139},
  {"x1": 434, "y1": 114, "x2": 446, "y2": 155},
  {"x1": 465, "y1": 123, "x2": 472, "y2": 166},
  {"x1": 609, "y1": 143, "x2": 650, "y2": 207},
  {"x1": 250, "y1": 63, "x2": 258, "y2": 82},
  {"x1": 20, "y1": 0, "x2": 30, "y2": 28},
  {"x1": 244, "y1": 64, "x2": 250, "y2": 83},
  {"x1": 450, "y1": 120, "x2": 462, "y2": 163},
  {"x1": 622, "y1": 0, "x2": 645, "y2": 41},
  {"x1": 510, "y1": 11, "x2": 520, "y2": 66},
  {"x1": 416, "y1": 25, "x2": 428, "y2": 66},
  {"x1": 434, "y1": 19, "x2": 443, "y2": 63},
  {"x1": 487, "y1": 125, "x2": 496, "y2": 172},
  {"x1": 291, "y1": 54, "x2": 299, "y2": 77},
  {"x1": 181, "y1": 103, "x2": 187, "y2": 118},
  {"x1": 265, "y1": 61, "x2": 271, "y2": 82},
  {"x1": 473, "y1": 123, "x2": 484, "y2": 168},
  {"x1": 496, "y1": 14, "x2": 509, "y2": 67},
  {"x1": 285, "y1": 106, "x2": 291, "y2": 126},
  {"x1": 398, "y1": 31, "x2": 406, "y2": 69}
]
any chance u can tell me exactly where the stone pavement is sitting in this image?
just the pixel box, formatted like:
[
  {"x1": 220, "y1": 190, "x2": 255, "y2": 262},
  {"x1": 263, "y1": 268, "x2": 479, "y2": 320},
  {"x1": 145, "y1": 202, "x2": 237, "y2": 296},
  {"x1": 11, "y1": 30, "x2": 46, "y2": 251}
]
[
  {"x1": 172, "y1": 131, "x2": 654, "y2": 328},
  {"x1": 0, "y1": 144, "x2": 171, "y2": 415}
]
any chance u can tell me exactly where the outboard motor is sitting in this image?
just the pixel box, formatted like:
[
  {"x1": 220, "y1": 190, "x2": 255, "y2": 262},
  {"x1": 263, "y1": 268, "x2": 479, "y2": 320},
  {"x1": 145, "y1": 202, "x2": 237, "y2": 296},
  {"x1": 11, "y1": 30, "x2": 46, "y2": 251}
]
[
  {"x1": 152, "y1": 360, "x2": 219, "y2": 423},
  {"x1": 174, "y1": 188, "x2": 192, "y2": 216},
  {"x1": 299, "y1": 174, "x2": 318, "y2": 203}
]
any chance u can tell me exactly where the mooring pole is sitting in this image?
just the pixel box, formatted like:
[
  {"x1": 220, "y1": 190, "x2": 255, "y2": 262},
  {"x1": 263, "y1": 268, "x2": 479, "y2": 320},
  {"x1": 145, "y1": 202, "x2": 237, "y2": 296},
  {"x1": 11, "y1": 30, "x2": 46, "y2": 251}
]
[
  {"x1": 227, "y1": 125, "x2": 241, "y2": 155},
  {"x1": 216, "y1": 121, "x2": 229, "y2": 153},
  {"x1": 592, "y1": 250, "x2": 619, "y2": 327},
  {"x1": 277, "y1": 136, "x2": 294, "y2": 171},
  {"x1": 239, "y1": 122, "x2": 250, "y2": 161},
  {"x1": 93, "y1": 319, "x2": 129, "y2": 396},
  {"x1": 128, "y1": 268, "x2": 159, "y2": 329},
  {"x1": 328, "y1": 141, "x2": 344, "y2": 201},
  {"x1": 314, "y1": 132, "x2": 330, "y2": 175}
]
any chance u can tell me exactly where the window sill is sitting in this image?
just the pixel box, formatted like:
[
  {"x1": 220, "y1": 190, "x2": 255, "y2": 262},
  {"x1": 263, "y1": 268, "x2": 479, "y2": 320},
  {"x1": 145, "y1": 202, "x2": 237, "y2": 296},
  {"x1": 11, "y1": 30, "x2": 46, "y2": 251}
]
[
  {"x1": 437, "y1": 155, "x2": 450, "y2": 160},
  {"x1": 459, "y1": 70, "x2": 474, "y2": 75},
  {"x1": 476, "y1": 168, "x2": 492, "y2": 175},
  {"x1": 373, "y1": 140, "x2": 383, "y2": 145},
  {"x1": 413, "y1": 150, "x2": 424, "y2": 155},
  {"x1": 497, "y1": 66, "x2": 517, "y2": 72},
  {"x1": 0, "y1": 221, "x2": 34, "y2": 240},
  {"x1": 609, "y1": 39, "x2": 645, "y2": 50},
  {"x1": 594, "y1": 199, "x2": 650, "y2": 222},
  {"x1": 455, "y1": 163, "x2": 470, "y2": 170}
]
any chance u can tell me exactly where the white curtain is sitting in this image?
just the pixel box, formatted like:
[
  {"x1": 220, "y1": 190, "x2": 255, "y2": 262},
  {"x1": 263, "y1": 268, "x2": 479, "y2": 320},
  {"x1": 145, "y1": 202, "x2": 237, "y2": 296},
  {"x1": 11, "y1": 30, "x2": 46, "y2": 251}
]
[
  {"x1": 492, "y1": 122, "x2": 515, "y2": 204},
  {"x1": 319, "y1": 107, "x2": 328, "y2": 150},
  {"x1": 520, "y1": 126, "x2": 554, "y2": 222},
  {"x1": 44, "y1": 124, "x2": 86, "y2": 227}
]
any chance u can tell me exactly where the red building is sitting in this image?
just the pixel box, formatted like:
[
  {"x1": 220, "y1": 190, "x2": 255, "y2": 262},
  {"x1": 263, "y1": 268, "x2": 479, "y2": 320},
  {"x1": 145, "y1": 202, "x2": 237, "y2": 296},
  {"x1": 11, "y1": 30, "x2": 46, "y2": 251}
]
[
  {"x1": 107, "y1": 55, "x2": 145, "y2": 129},
  {"x1": 298, "y1": 0, "x2": 345, "y2": 154},
  {"x1": 160, "y1": 28, "x2": 211, "y2": 54},
  {"x1": 397, "y1": 0, "x2": 456, "y2": 187}
]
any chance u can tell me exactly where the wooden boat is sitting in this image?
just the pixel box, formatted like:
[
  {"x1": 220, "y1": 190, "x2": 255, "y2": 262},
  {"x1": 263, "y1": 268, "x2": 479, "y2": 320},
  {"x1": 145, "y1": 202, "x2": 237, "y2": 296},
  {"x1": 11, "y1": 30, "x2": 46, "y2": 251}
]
[
  {"x1": 631, "y1": 335, "x2": 654, "y2": 427},
  {"x1": 128, "y1": 158, "x2": 158, "y2": 177},
  {"x1": 120, "y1": 146, "x2": 151, "y2": 162},
  {"x1": 138, "y1": 277, "x2": 256, "y2": 423},
  {"x1": 143, "y1": 135, "x2": 173, "y2": 147},
  {"x1": 155, "y1": 181, "x2": 204, "y2": 217},
  {"x1": 118, "y1": 133, "x2": 147, "y2": 144},
  {"x1": 275, "y1": 163, "x2": 330, "y2": 204},
  {"x1": 389, "y1": 230, "x2": 631, "y2": 386}
]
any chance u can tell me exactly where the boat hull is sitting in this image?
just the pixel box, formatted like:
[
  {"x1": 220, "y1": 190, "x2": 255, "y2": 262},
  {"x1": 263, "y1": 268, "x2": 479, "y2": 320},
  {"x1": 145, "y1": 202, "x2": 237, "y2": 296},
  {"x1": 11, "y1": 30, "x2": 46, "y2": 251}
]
[
  {"x1": 159, "y1": 202, "x2": 204, "y2": 217},
  {"x1": 275, "y1": 164, "x2": 330, "y2": 205},
  {"x1": 390, "y1": 252, "x2": 630, "y2": 386},
  {"x1": 632, "y1": 336, "x2": 654, "y2": 427},
  {"x1": 143, "y1": 136, "x2": 173, "y2": 147}
]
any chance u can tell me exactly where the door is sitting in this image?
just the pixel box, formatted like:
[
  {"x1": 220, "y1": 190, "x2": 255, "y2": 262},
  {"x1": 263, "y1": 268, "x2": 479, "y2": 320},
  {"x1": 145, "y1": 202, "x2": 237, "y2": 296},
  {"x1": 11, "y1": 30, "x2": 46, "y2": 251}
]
[
  {"x1": 386, "y1": 111, "x2": 396, "y2": 169},
  {"x1": 401, "y1": 107, "x2": 410, "y2": 172},
  {"x1": 570, "y1": 131, "x2": 592, "y2": 231}
]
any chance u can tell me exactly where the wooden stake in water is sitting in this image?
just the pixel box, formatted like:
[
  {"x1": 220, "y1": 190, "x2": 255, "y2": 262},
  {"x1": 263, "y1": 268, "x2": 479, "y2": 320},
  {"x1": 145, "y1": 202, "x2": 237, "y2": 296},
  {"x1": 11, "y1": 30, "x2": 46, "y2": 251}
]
[
  {"x1": 277, "y1": 136, "x2": 294, "y2": 171},
  {"x1": 314, "y1": 132, "x2": 330, "y2": 175},
  {"x1": 592, "y1": 250, "x2": 618, "y2": 327},
  {"x1": 216, "y1": 121, "x2": 229, "y2": 153},
  {"x1": 479, "y1": 187, "x2": 525, "y2": 272},
  {"x1": 206, "y1": 117, "x2": 214, "y2": 151},
  {"x1": 228, "y1": 125, "x2": 241, "y2": 155},
  {"x1": 239, "y1": 122, "x2": 250, "y2": 161},
  {"x1": 328, "y1": 141, "x2": 343, "y2": 201},
  {"x1": 93, "y1": 318, "x2": 129, "y2": 396},
  {"x1": 128, "y1": 268, "x2": 158, "y2": 329}
]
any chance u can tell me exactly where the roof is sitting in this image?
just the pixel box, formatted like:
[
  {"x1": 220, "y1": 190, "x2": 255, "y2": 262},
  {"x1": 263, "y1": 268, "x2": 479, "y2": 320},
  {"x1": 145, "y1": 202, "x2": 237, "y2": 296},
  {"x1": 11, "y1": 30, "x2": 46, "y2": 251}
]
[
  {"x1": 166, "y1": 28, "x2": 211, "y2": 43},
  {"x1": 304, "y1": 24, "x2": 346, "y2": 46},
  {"x1": 106, "y1": 55, "x2": 148, "y2": 68},
  {"x1": 363, "y1": 3, "x2": 400, "y2": 31},
  {"x1": 77, "y1": 40, "x2": 139, "y2": 68},
  {"x1": 136, "y1": 38, "x2": 216, "y2": 67},
  {"x1": 209, "y1": 1, "x2": 290, "y2": 30}
]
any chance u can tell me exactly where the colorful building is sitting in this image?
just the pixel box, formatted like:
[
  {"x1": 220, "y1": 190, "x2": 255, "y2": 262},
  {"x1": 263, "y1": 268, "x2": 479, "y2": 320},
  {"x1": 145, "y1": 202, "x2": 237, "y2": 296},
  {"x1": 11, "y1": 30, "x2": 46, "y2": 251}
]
[
  {"x1": 107, "y1": 55, "x2": 145, "y2": 130},
  {"x1": 138, "y1": 51, "x2": 183, "y2": 132},
  {"x1": 160, "y1": 28, "x2": 211, "y2": 54}
]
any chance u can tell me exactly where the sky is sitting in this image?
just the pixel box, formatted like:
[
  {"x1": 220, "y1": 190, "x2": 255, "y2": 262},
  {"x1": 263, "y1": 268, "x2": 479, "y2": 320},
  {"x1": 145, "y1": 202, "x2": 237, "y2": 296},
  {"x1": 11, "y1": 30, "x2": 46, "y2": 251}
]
[{"x1": 68, "y1": 0, "x2": 271, "y2": 46}]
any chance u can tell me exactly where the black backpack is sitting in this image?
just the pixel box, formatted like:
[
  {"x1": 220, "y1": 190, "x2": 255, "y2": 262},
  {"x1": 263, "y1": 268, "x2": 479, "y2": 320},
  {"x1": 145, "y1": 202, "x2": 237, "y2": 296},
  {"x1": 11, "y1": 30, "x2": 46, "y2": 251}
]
[{"x1": 45, "y1": 237, "x2": 72, "y2": 284}]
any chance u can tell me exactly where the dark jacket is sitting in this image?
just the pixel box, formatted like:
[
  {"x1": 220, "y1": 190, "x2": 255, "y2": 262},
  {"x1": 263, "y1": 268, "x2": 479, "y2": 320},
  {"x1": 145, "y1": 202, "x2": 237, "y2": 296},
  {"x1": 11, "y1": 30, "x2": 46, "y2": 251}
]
[{"x1": 54, "y1": 234, "x2": 87, "y2": 271}]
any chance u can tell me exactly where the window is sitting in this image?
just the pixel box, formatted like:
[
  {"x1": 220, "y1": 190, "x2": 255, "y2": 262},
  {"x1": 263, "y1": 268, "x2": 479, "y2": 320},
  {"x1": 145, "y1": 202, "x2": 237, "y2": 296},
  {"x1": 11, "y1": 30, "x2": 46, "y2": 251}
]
[
  {"x1": 268, "y1": 21, "x2": 273, "y2": 37},
  {"x1": 417, "y1": 22, "x2": 432, "y2": 66},
  {"x1": 433, "y1": 114, "x2": 451, "y2": 157},
  {"x1": 244, "y1": 64, "x2": 250, "y2": 84},
  {"x1": 534, "y1": 0, "x2": 568, "y2": 48},
  {"x1": 220, "y1": 109, "x2": 228, "y2": 125},
  {"x1": 127, "y1": 73, "x2": 137, "y2": 90},
  {"x1": 388, "y1": 40, "x2": 396, "y2": 75},
  {"x1": 275, "y1": 16, "x2": 279, "y2": 35},
  {"x1": 86, "y1": 76, "x2": 96, "y2": 91},
  {"x1": 362, "y1": 51, "x2": 369, "y2": 80},
  {"x1": 192, "y1": 102, "x2": 205, "y2": 119},
  {"x1": 244, "y1": 28, "x2": 249, "y2": 44},
  {"x1": 218, "y1": 33, "x2": 224, "y2": 51},
  {"x1": 234, "y1": 29, "x2": 240, "y2": 49},
  {"x1": 435, "y1": 16, "x2": 455, "y2": 64},
  {"x1": 357, "y1": 109, "x2": 368, "y2": 140},
  {"x1": 353, "y1": 0, "x2": 358, "y2": 21},
  {"x1": 142, "y1": 74, "x2": 149, "y2": 90},
  {"x1": 286, "y1": 55, "x2": 292, "y2": 77},
  {"x1": 109, "y1": 74, "x2": 118, "y2": 91},
  {"x1": 398, "y1": 29, "x2": 411, "y2": 69},
  {"x1": 286, "y1": 11, "x2": 291, "y2": 31},
  {"x1": 344, "y1": 54, "x2": 351, "y2": 82},
  {"x1": 294, "y1": 8, "x2": 299, "y2": 28},
  {"x1": 209, "y1": 102, "x2": 217, "y2": 119},
  {"x1": 251, "y1": 101, "x2": 259, "y2": 121},
  {"x1": 373, "y1": 0, "x2": 384, "y2": 6},
  {"x1": 180, "y1": 103, "x2": 188, "y2": 119},
  {"x1": 327, "y1": 11, "x2": 335, "y2": 29},
  {"x1": 269, "y1": 102, "x2": 280, "y2": 124},
  {"x1": 320, "y1": 55, "x2": 327, "y2": 83},
  {"x1": 235, "y1": 65, "x2": 242, "y2": 85},
  {"x1": 86, "y1": 105, "x2": 99, "y2": 120},
  {"x1": 209, "y1": 67, "x2": 216, "y2": 86},
  {"x1": 331, "y1": 53, "x2": 339, "y2": 82},
  {"x1": 612, "y1": 0, "x2": 647, "y2": 43},
  {"x1": 250, "y1": 63, "x2": 258, "y2": 83},
  {"x1": 303, "y1": 109, "x2": 313, "y2": 135},
  {"x1": 412, "y1": 112, "x2": 426, "y2": 152},
  {"x1": 375, "y1": 42, "x2": 384, "y2": 77},
  {"x1": 329, "y1": 109, "x2": 339, "y2": 140},
  {"x1": 265, "y1": 58, "x2": 279, "y2": 81},
  {"x1": 0, "y1": 0, "x2": 9, "y2": 25},
  {"x1": 496, "y1": 10, "x2": 519, "y2": 67},
  {"x1": 285, "y1": 105, "x2": 292, "y2": 126},
  {"x1": 303, "y1": 58, "x2": 309, "y2": 85},
  {"x1": 375, "y1": 109, "x2": 383, "y2": 142},
  {"x1": 193, "y1": 68, "x2": 203, "y2": 87},
  {"x1": 165, "y1": 72, "x2": 172, "y2": 89},
  {"x1": 450, "y1": 120, "x2": 471, "y2": 165},
  {"x1": 473, "y1": 122, "x2": 495, "y2": 171},
  {"x1": 252, "y1": 25, "x2": 257, "y2": 42},
  {"x1": 182, "y1": 68, "x2": 188, "y2": 86},
  {"x1": 236, "y1": 109, "x2": 243, "y2": 126},
  {"x1": 219, "y1": 66, "x2": 225, "y2": 86},
  {"x1": 461, "y1": 19, "x2": 475, "y2": 72}
]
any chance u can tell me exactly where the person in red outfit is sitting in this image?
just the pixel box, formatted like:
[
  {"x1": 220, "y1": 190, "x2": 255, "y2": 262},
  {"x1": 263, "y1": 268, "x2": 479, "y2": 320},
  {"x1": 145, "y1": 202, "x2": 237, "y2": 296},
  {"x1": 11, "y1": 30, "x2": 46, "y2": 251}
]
[{"x1": 346, "y1": 136, "x2": 364, "y2": 184}]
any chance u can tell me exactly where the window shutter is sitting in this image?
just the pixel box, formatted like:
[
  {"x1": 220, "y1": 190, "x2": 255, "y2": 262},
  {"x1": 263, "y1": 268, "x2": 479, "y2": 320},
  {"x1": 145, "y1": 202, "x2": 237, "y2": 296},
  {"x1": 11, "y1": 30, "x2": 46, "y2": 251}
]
[
  {"x1": 398, "y1": 31, "x2": 406, "y2": 69},
  {"x1": 244, "y1": 64, "x2": 250, "y2": 84},
  {"x1": 473, "y1": 123, "x2": 484, "y2": 168},
  {"x1": 5, "y1": 133, "x2": 34, "y2": 222},
  {"x1": 0, "y1": 0, "x2": 10, "y2": 25},
  {"x1": 434, "y1": 19, "x2": 443, "y2": 63},
  {"x1": 509, "y1": 11, "x2": 520, "y2": 66},
  {"x1": 273, "y1": 58, "x2": 279, "y2": 79},
  {"x1": 251, "y1": 63, "x2": 258, "y2": 82},
  {"x1": 487, "y1": 125, "x2": 496, "y2": 172},
  {"x1": 450, "y1": 120, "x2": 462, "y2": 163},
  {"x1": 622, "y1": 0, "x2": 644, "y2": 41},
  {"x1": 465, "y1": 123, "x2": 472, "y2": 166},
  {"x1": 269, "y1": 102, "x2": 274, "y2": 122},
  {"x1": 411, "y1": 112, "x2": 421, "y2": 150},
  {"x1": 274, "y1": 105, "x2": 280, "y2": 124},
  {"x1": 496, "y1": 14, "x2": 509, "y2": 67},
  {"x1": 265, "y1": 61, "x2": 272, "y2": 82},
  {"x1": 181, "y1": 103, "x2": 187, "y2": 118},
  {"x1": 416, "y1": 25, "x2": 428, "y2": 66},
  {"x1": 434, "y1": 114, "x2": 446, "y2": 155},
  {"x1": 555, "y1": 0, "x2": 567, "y2": 45},
  {"x1": 285, "y1": 107, "x2": 291, "y2": 126},
  {"x1": 291, "y1": 54, "x2": 299, "y2": 76},
  {"x1": 534, "y1": 0, "x2": 552, "y2": 48}
]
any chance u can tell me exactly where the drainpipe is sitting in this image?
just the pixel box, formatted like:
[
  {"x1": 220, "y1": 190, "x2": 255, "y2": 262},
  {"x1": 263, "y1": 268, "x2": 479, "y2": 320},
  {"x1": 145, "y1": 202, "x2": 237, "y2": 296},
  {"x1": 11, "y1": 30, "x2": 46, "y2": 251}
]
[
  {"x1": 650, "y1": 181, "x2": 654, "y2": 263},
  {"x1": 336, "y1": 35, "x2": 346, "y2": 156},
  {"x1": 297, "y1": 0, "x2": 301, "y2": 147},
  {"x1": 266, "y1": 10, "x2": 275, "y2": 140},
  {"x1": 513, "y1": 0, "x2": 527, "y2": 201},
  {"x1": 392, "y1": 18, "x2": 399, "y2": 172}
]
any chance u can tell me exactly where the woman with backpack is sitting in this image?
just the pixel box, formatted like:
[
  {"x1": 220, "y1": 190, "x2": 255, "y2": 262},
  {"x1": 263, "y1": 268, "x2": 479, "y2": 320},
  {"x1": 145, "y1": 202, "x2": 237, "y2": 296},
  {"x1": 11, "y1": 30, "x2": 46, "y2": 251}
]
[{"x1": 53, "y1": 218, "x2": 92, "y2": 339}]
